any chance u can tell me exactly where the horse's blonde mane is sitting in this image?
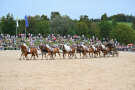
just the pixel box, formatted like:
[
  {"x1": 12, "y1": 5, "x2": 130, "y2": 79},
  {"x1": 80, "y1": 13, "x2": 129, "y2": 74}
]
[
  {"x1": 46, "y1": 44, "x2": 51, "y2": 50},
  {"x1": 101, "y1": 45, "x2": 106, "y2": 49},
  {"x1": 23, "y1": 43, "x2": 29, "y2": 48}
]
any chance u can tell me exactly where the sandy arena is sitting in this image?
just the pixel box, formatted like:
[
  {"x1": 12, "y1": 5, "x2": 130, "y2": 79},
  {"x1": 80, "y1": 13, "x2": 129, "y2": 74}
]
[{"x1": 0, "y1": 50, "x2": 135, "y2": 90}]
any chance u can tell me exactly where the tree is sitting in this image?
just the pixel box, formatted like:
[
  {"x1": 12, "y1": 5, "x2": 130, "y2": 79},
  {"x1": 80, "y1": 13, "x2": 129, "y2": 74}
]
[
  {"x1": 36, "y1": 20, "x2": 49, "y2": 35},
  {"x1": 0, "y1": 21, "x2": 2, "y2": 34},
  {"x1": 79, "y1": 15, "x2": 89, "y2": 22},
  {"x1": 132, "y1": 20, "x2": 135, "y2": 30},
  {"x1": 77, "y1": 22, "x2": 88, "y2": 36},
  {"x1": 110, "y1": 24, "x2": 135, "y2": 44},
  {"x1": 101, "y1": 13, "x2": 107, "y2": 21},
  {"x1": 0, "y1": 13, "x2": 16, "y2": 35},
  {"x1": 50, "y1": 12, "x2": 60, "y2": 19},
  {"x1": 50, "y1": 15, "x2": 73, "y2": 35},
  {"x1": 99, "y1": 13, "x2": 112, "y2": 38},
  {"x1": 41, "y1": 15, "x2": 49, "y2": 21},
  {"x1": 90, "y1": 23, "x2": 100, "y2": 38},
  {"x1": 112, "y1": 18, "x2": 117, "y2": 27}
]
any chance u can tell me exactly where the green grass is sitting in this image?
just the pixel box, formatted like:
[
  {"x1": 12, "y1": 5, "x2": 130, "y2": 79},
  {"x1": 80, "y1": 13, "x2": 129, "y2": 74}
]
[
  {"x1": 117, "y1": 22, "x2": 132, "y2": 27},
  {"x1": 108, "y1": 20, "x2": 132, "y2": 27}
]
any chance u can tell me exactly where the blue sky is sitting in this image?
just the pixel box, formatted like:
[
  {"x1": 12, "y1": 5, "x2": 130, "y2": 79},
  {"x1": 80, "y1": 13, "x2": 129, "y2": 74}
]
[{"x1": 0, "y1": 0, "x2": 134, "y2": 19}]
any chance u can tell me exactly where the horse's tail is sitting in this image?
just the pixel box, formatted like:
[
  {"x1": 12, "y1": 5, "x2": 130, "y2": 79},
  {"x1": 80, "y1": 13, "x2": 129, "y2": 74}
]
[
  {"x1": 35, "y1": 49, "x2": 38, "y2": 58},
  {"x1": 33, "y1": 49, "x2": 38, "y2": 58}
]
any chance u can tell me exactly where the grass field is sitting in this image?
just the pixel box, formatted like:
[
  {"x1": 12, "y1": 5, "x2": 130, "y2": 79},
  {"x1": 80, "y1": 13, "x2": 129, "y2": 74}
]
[
  {"x1": 108, "y1": 21, "x2": 132, "y2": 27},
  {"x1": 117, "y1": 22, "x2": 132, "y2": 27}
]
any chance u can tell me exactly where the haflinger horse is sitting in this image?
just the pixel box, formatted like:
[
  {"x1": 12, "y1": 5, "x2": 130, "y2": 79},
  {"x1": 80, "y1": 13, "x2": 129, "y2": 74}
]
[
  {"x1": 50, "y1": 45, "x2": 62, "y2": 59},
  {"x1": 99, "y1": 44, "x2": 110, "y2": 57},
  {"x1": 105, "y1": 43, "x2": 119, "y2": 57},
  {"x1": 76, "y1": 44, "x2": 83, "y2": 59},
  {"x1": 69, "y1": 45, "x2": 77, "y2": 58},
  {"x1": 39, "y1": 44, "x2": 62, "y2": 60},
  {"x1": 39, "y1": 44, "x2": 48, "y2": 60},
  {"x1": 76, "y1": 44, "x2": 89, "y2": 59},
  {"x1": 80, "y1": 44, "x2": 89, "y2": 58},
  {"x1": 20, "y1": 43, "x2": 38, "y2": 60},
  {"x1": 90, "y1": 45, "x2": 101, "y2": 57},
  {"x1": 59, "y1": 44, "x2": 72, "y2": 59}
]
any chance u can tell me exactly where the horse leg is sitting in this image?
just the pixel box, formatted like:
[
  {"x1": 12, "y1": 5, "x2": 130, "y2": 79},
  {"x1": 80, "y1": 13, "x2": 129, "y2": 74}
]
[
  {"x1": 34, "y1": 53, "x2": 36, "y2": 60},
  {"x1": 41, "y1": 53, "x2": 43, "y2": 60},
  {"x1": 63, "y1": 53, "x2": 65, "y2": 59},
  {"x1": 69, "y1": 52, "x2": 72, "y2": 59},
  {"x1": 19, "y1": 53, "x2": 23, "y2": 60},
  {"x1": 26, "y1": 54, "x2": 29, "y2": 60},
  {"x1": 33, "y1": 53, "x2": 36, "y2": 60},
  {"x1": 80, "y1": 53, "x2": 81, "y2": 59},
  {"x1": 44, "y1": 53, "x2": 47, "y2": 58},
  {"x1": 30, "y1": 53, "x2": 33, "y2": 60},
  {"x1": 103, "y1": 51, "x2": 106, "y2": 57},
  {"x1": 52, "y1": 52, "x2": 54, "y2": 60},
  {"x1": 36, "y1": 52, "x2": 38, "y2": 60},
  {"x1": 96, "y1": 52, "x2": 98, "y2": 57},
  {"x1": 74, "y1": 52, "x2": 77, "y2": 59},
  {"x1": 58, "y1": 52, "x2": 61, "y2": 59},
  {"x1": 89, "y1": 52, "x2": 91, "y2": 58},
  {"x1": 99, "y1": 51, "x2": 101, "y2": 57},
  {"x1": 46, "y1": 53, "x2": 50, "y2": 60}
]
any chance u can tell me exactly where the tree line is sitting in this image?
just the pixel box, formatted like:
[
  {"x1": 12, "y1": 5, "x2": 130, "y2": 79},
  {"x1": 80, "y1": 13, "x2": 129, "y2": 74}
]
[{"x1": 0, "y1": 12, "x2": 135, "y2": 45}]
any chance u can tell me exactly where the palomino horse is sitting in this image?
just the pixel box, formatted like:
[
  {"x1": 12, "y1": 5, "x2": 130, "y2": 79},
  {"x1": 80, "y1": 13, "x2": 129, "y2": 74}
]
[
  {"x1": 39, "y1": 45, "x2": 48, "y2": 60},
  {"x1": 105, "y1": 43, "x2": 119, "y2": 57},
  {"x1": 51, "y1": 45, "x2": 62, "y2": 59},
  {"x1": 91, "y1": 45, "x2": 101, "y2": 57},
  {"x1": 20, "y1": 43, "x2": 38, "y2": 60},
  {"x1": 40, "y1": 44, "x2": 62, "y2": 60},
  {"x1": 76, "y1": 44, "x2": 83, "y2": 58},
  {"x1": 39, "y1": 44, "x2": 56, "y2": 60},
  {"x1": 99, "y1": 44, "x2": 110, "y2": 57},
  {"x1": 76, "y1": 44, "x2": 89, "y2": 58},
  {"x1": 69, "y1": 45, "x2": 77, "y2": 58},
  {"x1": 80, "y1": 44, "x2": 89, "y2": 58},
  {"x1": 59, "y1": 44, "x2": 72, "y2": 59},
  {"x1": 105, "y1": 43, "x2": 115, "y2": 56}
]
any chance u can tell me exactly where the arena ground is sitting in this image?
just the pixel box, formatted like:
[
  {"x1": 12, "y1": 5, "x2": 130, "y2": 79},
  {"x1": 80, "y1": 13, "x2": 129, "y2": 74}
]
[{"x1": 0, "y1": 50, "x2": 135, "y2": 90}]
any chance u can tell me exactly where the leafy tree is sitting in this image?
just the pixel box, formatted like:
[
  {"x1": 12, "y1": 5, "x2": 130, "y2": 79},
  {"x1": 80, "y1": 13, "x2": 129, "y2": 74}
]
[
  {"x1": 51, "y1": 12, "x2": 60, "y2": 19},
  {"x1": 110, "y1": 24, "x2": 135, "y2": 44},
  {"x1": 99, "y1": 13, "x2": 112, "y2": 38},
  {"x1": 77, "y1": 22, "x2": 88, "y2": 36},
  {"x1": 79, "y1": 15, "x2": 89, "y2": 22},
  {"x1": 132, "y1": 20, "x2": 135, "y2": 30},
  {"x1": 90, "y1": 23, "x2": 100, "y2": 38},
  {"x1": 101, "y1": 13, "x2": 107, "y2": 21},
  {"x1": 50, "y1": 15, "x2": 73, "y2": 35},
  {"x1": 0, "y1": 22, "x2": 2, "y2": 34},
  {"x1": 41, "y1": 15, "x2": 49, "y2": 21},
  {"x1": 67, "y1": 20, "x2": 78, "y2": 35},
  {"x1": 0, "y1": 13, "x2": 16, "y2": 35},
  {"x1": 36, "y1": 20, "x2": 49, "y2": 35},
  {"x1": 112, "y1": 18, "x2": 117, "y2": 27},
  {"x1": 26, "y1": 16, "x2": 37, "y2": 34},
  {"x1": 18, "y1": 19, "x2": 25, "y2": 34}
]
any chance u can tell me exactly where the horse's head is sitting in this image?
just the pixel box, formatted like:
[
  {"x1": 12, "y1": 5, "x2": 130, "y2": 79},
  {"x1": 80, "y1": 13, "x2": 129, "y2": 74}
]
[
  {"x1": 58, "y1": 44, "x2": 63, "y2": 50},
  {"x1": 105, "y1": 43, "x2": 114, "y2": 51},
  {"x1": 45, "y1": 44, "x2": 52, "y2": 52},
  {"x1": 19, "y1": 43, "x2": 27, "y2": 52},
  {"x1": 39, "y1": 45, "x2": 43, "y2": 50}
]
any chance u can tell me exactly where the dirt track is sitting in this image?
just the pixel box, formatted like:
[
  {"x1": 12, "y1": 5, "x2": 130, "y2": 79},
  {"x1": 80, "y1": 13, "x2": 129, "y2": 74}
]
[{"x1": 0, "y1": 50, "x2": 135, "y2": 90}]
